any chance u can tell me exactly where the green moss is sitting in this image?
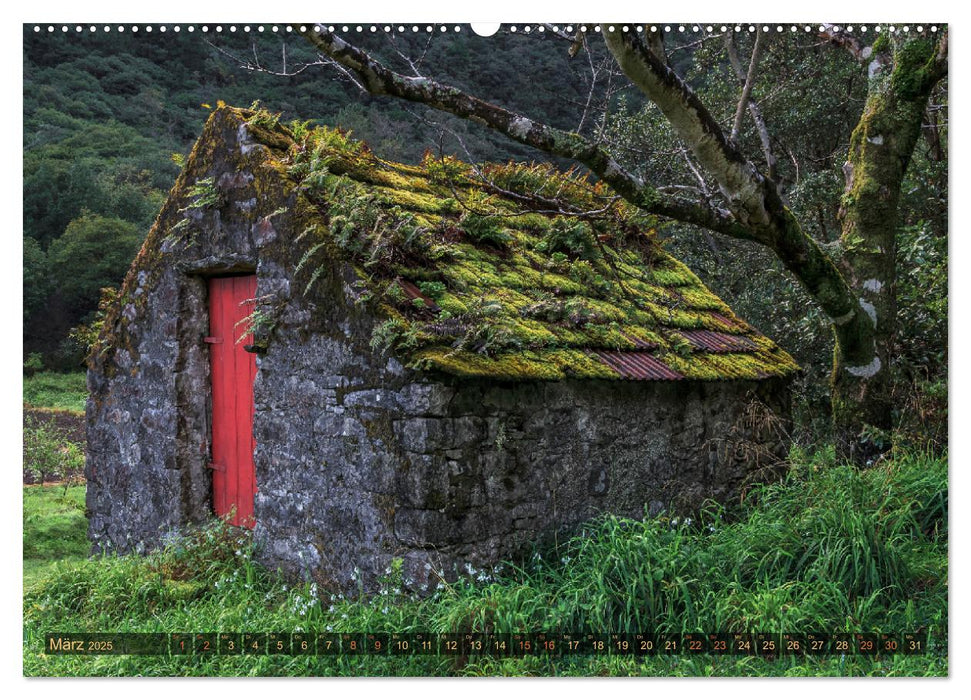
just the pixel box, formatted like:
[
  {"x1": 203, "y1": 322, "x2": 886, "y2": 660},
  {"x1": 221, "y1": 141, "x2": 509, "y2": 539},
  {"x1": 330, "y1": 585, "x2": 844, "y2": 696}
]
[
  {"x1": 434, "y1": 292, "x2": 470, "y2": 315},
  {"x1": 374, "y1": 186, "x2": 458, "y2": 215},
  {"x1": 673, "y1": 285, "x2": 734, "y2": 312},
  {"x1": 663, "y1": 349, "x2": 800, "y2": 381},
  {"x1": 507, "y1": 318, "x2": 561, "y2": 347},
  {"x1": 890, "y1": 38, "x2": 936, "y2": 100},
  {"x1": 412, "y1": 347, "x2": 621, "y2": 380},
  {"x1": 644, "y1": 259, "x2": 699, "y2": 287},
  {"x1": 98, "y1": 106, "x2": 798, "y2": 384},
  {"x1": 536, "y1": 272, "x2": 586, "y2": 295},
  {"x1": 443, "y1": 261, "x2": 504, "y2": 289},
  {"x1": 502, "y1": 212, "x2": 554, "y2": 232}
]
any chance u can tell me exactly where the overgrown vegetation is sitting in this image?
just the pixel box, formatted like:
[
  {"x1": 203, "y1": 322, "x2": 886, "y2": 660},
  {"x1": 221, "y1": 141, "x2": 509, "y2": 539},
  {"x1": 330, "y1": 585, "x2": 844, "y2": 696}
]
[
  {"x1": 23, "y1": 372, "x2": 88, "y2": 413},
  {"x1": 23, "y1": 416, "x2": 85, "y2": 485},
  {"x1": 23, "y1": 27, "x2": 606, "y2": 369},
  {"x1": 279, "y1": 116, "x2": 798, "y2": 381},
  {"x1": 23, "y1": 448, "x2": 946, "y2": 676}
]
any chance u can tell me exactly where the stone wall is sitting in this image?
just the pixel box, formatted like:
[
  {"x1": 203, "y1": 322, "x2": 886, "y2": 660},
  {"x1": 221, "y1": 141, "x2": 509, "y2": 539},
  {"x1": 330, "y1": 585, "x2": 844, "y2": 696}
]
[
  {"x1": 251, "y1": 321, "x2": 790, "y2": 593},
  {"x1": 86, "y1": 107, "x2": 792, "y2": 594}
]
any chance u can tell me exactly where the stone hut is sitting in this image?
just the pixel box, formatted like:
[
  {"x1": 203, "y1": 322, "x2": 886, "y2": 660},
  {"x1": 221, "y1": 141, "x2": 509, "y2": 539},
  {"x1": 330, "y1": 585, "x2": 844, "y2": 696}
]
[{"x1": 85, "y1": 106, "x2": 798, "y2": 592}]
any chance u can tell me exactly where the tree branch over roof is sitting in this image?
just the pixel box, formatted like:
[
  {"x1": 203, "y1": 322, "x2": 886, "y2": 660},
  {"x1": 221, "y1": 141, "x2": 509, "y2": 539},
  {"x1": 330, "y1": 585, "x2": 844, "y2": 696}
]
[
  {"x1": 600, "y1": 26, "x2": 777, "y2": 236},
  {"x1": 598, "y1": 26, "x2": 876, "y2": 331},
  {"x1": 297, "y1": 25, "x2": 948, "y2": 342},
  {"x1": 298, "y1": 27, "x2": 751, "y2": 240}
]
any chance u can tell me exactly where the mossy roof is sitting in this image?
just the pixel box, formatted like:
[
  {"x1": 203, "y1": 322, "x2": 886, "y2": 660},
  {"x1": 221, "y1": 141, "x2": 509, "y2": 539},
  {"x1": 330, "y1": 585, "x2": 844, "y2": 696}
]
[{"x1": 239, "y1": 106, "x2": 799, "y2": 382}]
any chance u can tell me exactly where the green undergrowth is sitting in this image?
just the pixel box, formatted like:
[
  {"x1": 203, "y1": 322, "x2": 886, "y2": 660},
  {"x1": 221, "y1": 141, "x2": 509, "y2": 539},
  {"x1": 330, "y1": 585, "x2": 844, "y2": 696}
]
[
  {"x1": 23, "y1": 448, "x2": 946, "y2": 676},
  {"x1": 240, "y1": 108, "x2": 799, "y2": 382},
  {"x1": 24, "y1": 486, "x2": 88, "y2": 589},
  {"x1": 23, "y1": 372, "x2": 87, "y2": 413}
]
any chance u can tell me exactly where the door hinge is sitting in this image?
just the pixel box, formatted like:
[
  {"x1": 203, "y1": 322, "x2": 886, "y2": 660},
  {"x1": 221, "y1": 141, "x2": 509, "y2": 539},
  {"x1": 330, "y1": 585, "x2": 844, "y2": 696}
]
[
  {"x1": 204, "y1": 336, "x2": 223, "y2": 344},
  {"x1": 207, "y1": 462, "x2": 226, "y2": 473}
]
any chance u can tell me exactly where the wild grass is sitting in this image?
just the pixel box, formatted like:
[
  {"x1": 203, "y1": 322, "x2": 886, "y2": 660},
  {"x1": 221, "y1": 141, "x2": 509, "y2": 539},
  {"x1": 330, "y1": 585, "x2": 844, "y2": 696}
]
[
  {"x1": 22, "y1": 447, "x2": 947, "y2": 677},
  {"x1": 23, "y1": 371, "x2": 87, "y2": 413},
  {"x1": 23, "y1": 486, "x2": 88, "y2": 589}
]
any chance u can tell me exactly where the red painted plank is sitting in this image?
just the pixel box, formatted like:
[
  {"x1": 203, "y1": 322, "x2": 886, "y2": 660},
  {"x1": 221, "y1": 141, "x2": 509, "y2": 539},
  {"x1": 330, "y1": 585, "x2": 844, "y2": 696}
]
[
  {"x1": 234, "y1": 275, "x2": 257, "y2": 528},
  {"x1": 208, "y1": 275, "x2": 258, "y2": 529}
]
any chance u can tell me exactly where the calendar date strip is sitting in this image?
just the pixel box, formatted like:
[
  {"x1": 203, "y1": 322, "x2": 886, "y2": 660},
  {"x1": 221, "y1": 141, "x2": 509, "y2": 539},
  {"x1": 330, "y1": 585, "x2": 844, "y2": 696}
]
[{"x1": 44, "y1": 632, "x2": 934, "y2": 656}]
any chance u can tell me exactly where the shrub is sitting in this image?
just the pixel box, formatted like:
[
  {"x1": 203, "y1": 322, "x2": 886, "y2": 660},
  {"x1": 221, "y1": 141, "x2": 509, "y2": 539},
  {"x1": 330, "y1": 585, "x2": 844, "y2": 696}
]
[{"x1": 23, "y1": 416, "x2": 84, "y2": 484}]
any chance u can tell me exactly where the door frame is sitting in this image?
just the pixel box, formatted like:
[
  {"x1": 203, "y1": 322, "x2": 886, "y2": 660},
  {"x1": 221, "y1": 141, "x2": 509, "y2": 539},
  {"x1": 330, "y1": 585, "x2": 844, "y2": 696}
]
[{"x1": 205, "y1": 272, "x2": 259, "y2": 528}]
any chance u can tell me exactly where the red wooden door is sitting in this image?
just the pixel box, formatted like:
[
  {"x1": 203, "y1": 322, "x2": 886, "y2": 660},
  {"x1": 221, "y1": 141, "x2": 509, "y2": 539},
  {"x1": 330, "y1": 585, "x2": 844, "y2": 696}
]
[{"x1": 207, "y1": 275, "x2": 258, "y2": 528}]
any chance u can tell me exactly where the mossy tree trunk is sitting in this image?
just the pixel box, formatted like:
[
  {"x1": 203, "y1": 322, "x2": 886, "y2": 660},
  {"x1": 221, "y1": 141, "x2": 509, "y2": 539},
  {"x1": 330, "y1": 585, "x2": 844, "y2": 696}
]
[
  {"x1": 300, "y1": 26, "x2": 947, "y2": 465},
  {"x1": 831, "y1": 34, "x2": 947, "y2": 462}
]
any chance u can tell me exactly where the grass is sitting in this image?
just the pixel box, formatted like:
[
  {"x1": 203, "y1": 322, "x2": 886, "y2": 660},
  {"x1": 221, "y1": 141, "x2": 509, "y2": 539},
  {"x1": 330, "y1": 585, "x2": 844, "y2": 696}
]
[
  {"x1": 23, "y1": 372, "x2": 87, "y2": 413},
  {"x1": 22, "y1": 447, "x2": 947, "y2": 677},
  {"x1": 23, "y1": 486, "x2": 88, "y2": 589}
]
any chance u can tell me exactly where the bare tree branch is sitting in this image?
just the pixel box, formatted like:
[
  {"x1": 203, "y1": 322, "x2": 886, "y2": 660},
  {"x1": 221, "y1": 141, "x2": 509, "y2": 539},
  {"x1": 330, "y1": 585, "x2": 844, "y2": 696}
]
[
  {"x1": 598, "y1": 25, "x2": 883, "y2": 335},
  {"x1": 298, "y1": 27, "x2": 750, "y2": 240},
  {"x1": 205, "y1": 36, "x2": 323, "y2": 78},
  {"x1": 600, "y1": 26, "x2": 776, "y2": 235},
  {"x1": 729, "y1": 30, "x2": 763, "y2": 144},
  {"x1": 726, "y1": 32, "x2": 779, "y2": 183},
  {"x1": 576, "y1": 35, "x2": 598, "y2": 133},
  {"x1": 667, "y1": 29, "x2": 729, "y2": 55},
  {"x1": 384, "y1": 27, "x2": 435, "y2": 77}
]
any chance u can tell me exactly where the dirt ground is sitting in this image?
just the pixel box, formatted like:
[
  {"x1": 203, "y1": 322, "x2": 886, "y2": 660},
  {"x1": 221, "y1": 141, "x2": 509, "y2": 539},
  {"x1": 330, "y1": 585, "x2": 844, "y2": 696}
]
[{"x1": 23, "y1": 407, "x2": 86, "y2": 485}]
